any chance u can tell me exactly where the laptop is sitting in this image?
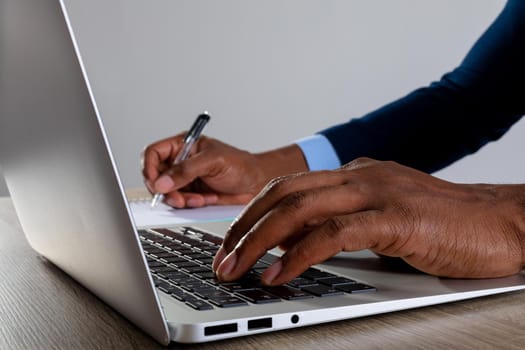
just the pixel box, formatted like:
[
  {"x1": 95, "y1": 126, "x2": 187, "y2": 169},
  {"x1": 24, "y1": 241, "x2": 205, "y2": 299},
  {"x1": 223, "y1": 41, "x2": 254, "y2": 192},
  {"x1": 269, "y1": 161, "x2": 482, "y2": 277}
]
[{"x1": 2, "y1": 0, "x2": 525, "y2": 345}]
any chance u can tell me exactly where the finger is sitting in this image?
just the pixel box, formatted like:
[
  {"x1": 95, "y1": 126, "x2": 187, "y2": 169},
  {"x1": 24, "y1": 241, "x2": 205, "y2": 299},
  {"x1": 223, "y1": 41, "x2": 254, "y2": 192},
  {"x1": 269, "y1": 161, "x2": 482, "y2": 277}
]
[
  {"x1": 143, "y1": 177, "x2": 154, "y2": 194},
  {"x1": 142, "y1": 135, "x2": 185, "y2": 185},
  {"x1": 278, "y1": 226, "x2": 316, "y2": 251},
  {"x1": 163, "y1": 191, "x2": 218, "y2": 208},
  {"x1": 152, "y1": 149, "x2": 223, "y2": 194},
  {"x1": 261, "y1": 211, "x2": 386, "y2": 285},
  {"x1": 220, "y1": 171, "x2": 351, "y2": 254},
  {"x1": 182, "y1": 192, "x2": 219, "y2": 208},
  {"x1": 162, "y1": 190, "x2": 186, "y2": 208},
  {"x1": 215, "y1": 183, "x2": 375, "y2": 281},
  {"x1": 164, "y1": 190, "x2": 251, "y2": 208},
  {"x1": 213, "y1": 193, "x2": 255, "y2": 205}
]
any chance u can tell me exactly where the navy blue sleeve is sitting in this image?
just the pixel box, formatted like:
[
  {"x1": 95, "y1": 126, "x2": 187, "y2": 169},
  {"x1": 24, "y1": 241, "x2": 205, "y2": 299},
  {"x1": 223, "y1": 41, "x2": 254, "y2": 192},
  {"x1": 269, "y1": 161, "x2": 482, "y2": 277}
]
[{"x1": 320, "y1": 0, "x2": 525, "y2": 173}]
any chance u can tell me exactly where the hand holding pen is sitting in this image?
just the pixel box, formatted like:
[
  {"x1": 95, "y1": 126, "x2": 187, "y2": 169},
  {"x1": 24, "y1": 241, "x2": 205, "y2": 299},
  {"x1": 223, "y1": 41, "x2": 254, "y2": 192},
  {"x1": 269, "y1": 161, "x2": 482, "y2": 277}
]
[
  {"x1": 150, "y1": 112, "x2": 211, "y2": 208},
  {"x1": 142, "y1": 113, "x2": 309, "y2": 208}
]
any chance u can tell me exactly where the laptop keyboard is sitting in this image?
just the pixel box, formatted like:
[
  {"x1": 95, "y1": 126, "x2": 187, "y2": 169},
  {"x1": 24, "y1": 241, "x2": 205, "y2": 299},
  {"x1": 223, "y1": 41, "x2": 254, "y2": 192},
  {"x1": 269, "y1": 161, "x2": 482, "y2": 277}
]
[{"x1": 139, "y1": 227, "x2": 376, "y2": 311}]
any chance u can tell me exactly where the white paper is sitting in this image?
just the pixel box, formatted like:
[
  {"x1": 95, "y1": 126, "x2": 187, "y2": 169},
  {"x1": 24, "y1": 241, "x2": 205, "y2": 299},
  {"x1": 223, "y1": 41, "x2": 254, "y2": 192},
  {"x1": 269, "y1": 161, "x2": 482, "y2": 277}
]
[{"x1": 129, "y1": 199, "x2": 244, "y2": 227}]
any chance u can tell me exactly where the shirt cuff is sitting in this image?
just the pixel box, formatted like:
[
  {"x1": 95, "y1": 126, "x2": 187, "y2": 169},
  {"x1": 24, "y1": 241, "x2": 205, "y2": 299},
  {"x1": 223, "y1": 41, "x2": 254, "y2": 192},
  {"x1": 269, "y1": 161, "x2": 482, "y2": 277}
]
[{"x1": 295, "y1": 134, "x2": 341, "y2": 171}]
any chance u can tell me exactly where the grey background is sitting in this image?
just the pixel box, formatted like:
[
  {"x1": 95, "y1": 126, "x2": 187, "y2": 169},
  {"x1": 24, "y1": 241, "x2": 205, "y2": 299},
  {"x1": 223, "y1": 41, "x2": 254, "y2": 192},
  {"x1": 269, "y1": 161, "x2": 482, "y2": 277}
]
[{"x1": 2, "y1": 0, "x2": 521, "y2": 197}]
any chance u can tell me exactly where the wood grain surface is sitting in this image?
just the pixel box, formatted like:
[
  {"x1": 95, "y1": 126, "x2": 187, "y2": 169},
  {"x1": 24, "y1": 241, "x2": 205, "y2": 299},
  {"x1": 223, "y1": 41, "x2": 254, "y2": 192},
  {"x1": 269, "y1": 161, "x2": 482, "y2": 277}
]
[{"x1": 2, "y1": 194, "x2": 525, "y2": 350}]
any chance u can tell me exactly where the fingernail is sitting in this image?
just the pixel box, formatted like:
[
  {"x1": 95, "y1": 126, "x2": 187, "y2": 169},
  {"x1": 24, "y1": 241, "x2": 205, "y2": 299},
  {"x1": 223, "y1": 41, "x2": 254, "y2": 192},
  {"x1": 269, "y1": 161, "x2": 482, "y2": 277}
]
[
  {"x1": 217, "y1": 251, "x2": 237, "y2": 279},
  {"x1": 262, "y1": 259, "x2": 283, "y2": 285},
  {"x1": 154, "y1": 175, "x2": 174, "y2": 192},
  {"x1": 212, "y1": 246, "x2": 227, "y2": 272}
]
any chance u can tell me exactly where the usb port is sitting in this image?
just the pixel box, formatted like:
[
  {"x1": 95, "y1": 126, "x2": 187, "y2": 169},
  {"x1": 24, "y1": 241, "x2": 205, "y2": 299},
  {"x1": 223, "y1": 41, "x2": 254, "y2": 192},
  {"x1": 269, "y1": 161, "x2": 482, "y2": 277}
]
[{"x1": 248, "y1": 317, "x2": 272, "y2": 330}]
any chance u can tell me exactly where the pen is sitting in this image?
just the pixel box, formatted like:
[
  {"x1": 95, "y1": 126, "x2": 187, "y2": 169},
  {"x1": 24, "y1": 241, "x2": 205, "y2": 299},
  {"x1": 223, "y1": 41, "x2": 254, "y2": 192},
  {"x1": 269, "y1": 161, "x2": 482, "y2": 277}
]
[{"x1": 150, "y1": 112, "x2": 211, "y2": 208}]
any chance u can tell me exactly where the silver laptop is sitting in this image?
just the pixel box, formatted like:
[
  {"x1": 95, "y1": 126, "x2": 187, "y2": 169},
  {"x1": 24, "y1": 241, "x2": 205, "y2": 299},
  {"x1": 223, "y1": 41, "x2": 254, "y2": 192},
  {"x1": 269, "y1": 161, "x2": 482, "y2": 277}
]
[{"x1": 2, "y1": 0, "x2": 525, "y2": 345}]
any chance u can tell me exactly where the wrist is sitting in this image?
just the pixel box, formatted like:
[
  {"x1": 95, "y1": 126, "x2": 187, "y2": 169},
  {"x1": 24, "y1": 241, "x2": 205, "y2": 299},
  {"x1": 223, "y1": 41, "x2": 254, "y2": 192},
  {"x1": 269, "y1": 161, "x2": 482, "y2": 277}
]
[
  {"x1": 511, "y1": 185, "x2": 525, "y2": 270},
  {"x1": 255, "y1": 144, "x2": 309, "y2": 183},
  {"x1": 495, "y1": 184, "x2": 525, "y2": 271}
]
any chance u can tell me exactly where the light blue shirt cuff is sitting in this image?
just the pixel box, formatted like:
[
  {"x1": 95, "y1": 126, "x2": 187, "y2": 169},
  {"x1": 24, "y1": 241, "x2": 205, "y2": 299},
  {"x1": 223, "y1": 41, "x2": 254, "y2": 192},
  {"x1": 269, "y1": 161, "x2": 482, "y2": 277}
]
[{"x1": 295, "y1": 134, "x2": 341, "y2": 171}]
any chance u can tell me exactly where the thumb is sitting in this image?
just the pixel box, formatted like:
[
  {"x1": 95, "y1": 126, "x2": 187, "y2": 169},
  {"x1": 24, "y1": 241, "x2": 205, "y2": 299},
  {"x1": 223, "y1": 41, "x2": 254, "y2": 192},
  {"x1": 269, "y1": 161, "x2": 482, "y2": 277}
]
[{"x1": 153, "y1": 151, "x2": 222, "y2": 193}]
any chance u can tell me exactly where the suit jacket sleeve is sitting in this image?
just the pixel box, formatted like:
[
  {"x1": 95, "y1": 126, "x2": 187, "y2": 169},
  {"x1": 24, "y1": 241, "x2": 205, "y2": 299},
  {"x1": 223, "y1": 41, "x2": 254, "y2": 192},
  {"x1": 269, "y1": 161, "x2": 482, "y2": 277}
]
[{"x1": 319, "y1": 0, "x2": 525, "y2": 173}]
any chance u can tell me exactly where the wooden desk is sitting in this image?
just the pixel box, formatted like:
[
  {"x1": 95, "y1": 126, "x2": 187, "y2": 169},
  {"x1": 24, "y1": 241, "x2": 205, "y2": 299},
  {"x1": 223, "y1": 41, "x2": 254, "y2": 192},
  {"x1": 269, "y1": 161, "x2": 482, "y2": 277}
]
[{"x1": 2, "y1": 195, "x2": 525, "y2": 349}]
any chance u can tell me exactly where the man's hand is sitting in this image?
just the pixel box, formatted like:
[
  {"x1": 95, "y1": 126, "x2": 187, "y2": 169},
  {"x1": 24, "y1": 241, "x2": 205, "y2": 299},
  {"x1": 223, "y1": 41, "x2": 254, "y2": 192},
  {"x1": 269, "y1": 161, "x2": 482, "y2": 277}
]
[
  {"x1": 213, "y1": 157, "x2": 525, "y2": 284},
  {"x1": 142, "y1": 134, "x2": 308, "y2": 208}
]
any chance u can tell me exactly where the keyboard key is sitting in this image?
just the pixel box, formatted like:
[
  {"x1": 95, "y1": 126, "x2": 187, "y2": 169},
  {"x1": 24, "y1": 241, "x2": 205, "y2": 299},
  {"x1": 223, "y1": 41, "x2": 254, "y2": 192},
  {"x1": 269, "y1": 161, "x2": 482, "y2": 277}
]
[
  {"x1": 163, "y1": 271, "x2": 189, "y2": 284},
  {"x1": 180, "y1": 278, "x2": 213, "y2": 293},
  {"x1": 236, "y1": 290, "x2": 282, "y2": 304},
  {"x1": 301, "y1": 285, "x2": 344, "y2": 297},
  {"x1": 194, "y1": 271, "x2": 217, "y2": 280},
  {"x1": 182, "y1": 266, "x2": 212, "y2": 274},
  {"x1": 162, "y1": 255, "x2": 189, "y2": 264},
  {"x1": 259, "y1": 253, "x2": 279, "y2": 265},
  {"x1": 167, "y1": 246, "x2": 194, "y2": 255},
  {"x1": 288, "y1": 277, "x2": 319, "y2": 288},
  {"x1": 195, "y1": 288, "x2": 247, "y2": 307},
  {"x1": 158, "y1": 282, "x2": 177, "y2": 294},
  {"x1": 218, "y1": 275, "x2": 262, "y2": 292},
  {"x1": 143, "y1": 247, "x2": 166, "y2": 255},
  {"x1": 183, "y1": 227, "x2": 206, "y2": 239},
  {"x1": 169, "y1": 290, "x2": 186, "y2": 301},
  {"x1": 194, "y1": 257, "x2": 214, "y2": 265},
  {"x1": 318, "y1": 277, "x2": 357, "y2": 287},
  {"x1": 209, "y1": 296, "x2": 248, "y2": 308},
  {"x1": 252, "y1": 262, "x2": 269, "y2": 269},
  {"x1": 151, "y1": 227, "x2": 185, "y2": 240},
  {"x1": 335, "y1": 283, "x2": 377, "y2": 293},
  {"x1": 251, "y1": 262, "x2": 271, "y2": 275},
  {"x1": 190, "y1": 241, "x2": 215, "y2": 251},
  {"x1": 194, "y1": 288, "x2": 228, "y2": 299},
  {"x1": 300, "y1": 268, "x2": 336, "y2": 281},
  {"x1": 139, "y1": 230, "x2": 162, "y2": 242},
  {"x1": 200, "y1": 246, "x2": 219, "y2": 256},
  {"x1": 151, "y1": 265, "x2": 178, "y2": 274},
  {"x1": 184, "y1": 252, "x2": 212, "y2": 261},
  {"x1": 172, "y1": 260, "x2": 200, "y2": 268},
  {"x1": 185, "y1": 299, "x2": 214, "y2": 311},
  {"x1": 147, "y1": 259, "x2": 166, "y2": 268},
  {"x1": 196, "y1": 231, "x2": 223, "y2": 245},
  {"x1": 154, "y1": 251, "x2": 178, "y2": 259},
  {"x1": 263, "y1": 285, "x2": 314, "y2": 300}
]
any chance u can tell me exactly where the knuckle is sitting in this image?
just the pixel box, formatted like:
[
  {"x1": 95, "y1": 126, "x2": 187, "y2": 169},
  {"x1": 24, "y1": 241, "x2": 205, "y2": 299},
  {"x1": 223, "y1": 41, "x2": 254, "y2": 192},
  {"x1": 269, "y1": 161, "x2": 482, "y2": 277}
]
[
  {"x1": 343, "y1": 157, "x2": 394, "y2": 172},
  {"x1": 347, "y1": 156, "x2": 374, "y2": 168},
  {"x1": 264, "y1": 175, "x2": 292, "y2": 195},
  {"x1": 212, "y1": 153, "x2": 227, "y2": 169},
  {"x1": 391, "y1": 201, "x2": 417, "y2": 232},
  {"x1": 141, "y1": 145, "x2": 154, "y2": 162},
  {"x1": 174, "y1": 162, "x2": 194, "y2": 181},
  {"x1": 235, "y1": 231, "x2": 267, "y2": 258},
  {"x1": 324, "y1": 216, "x2": 347, "y2": 236},
  {"x1": 325, "y1": 217, "x2": 352, "y2": 251},
  {"x1": 221, "y1": 232, "x2": 240, "y2": 253},
  {"x1": 223, "y1": 222, "x2": 249, "y2": 252},
  {"x1": 289, "y1": 247, "x2": 313, "y2": 268},
  {"x1": 279, "y1": 191, "x2": 310, "y2": 212}
]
